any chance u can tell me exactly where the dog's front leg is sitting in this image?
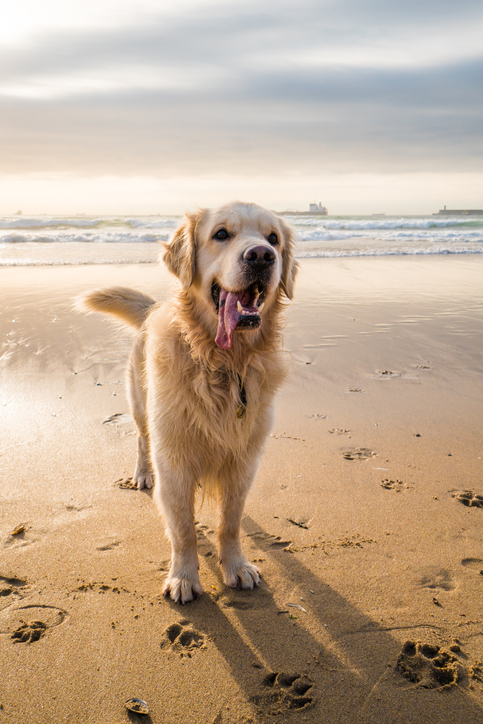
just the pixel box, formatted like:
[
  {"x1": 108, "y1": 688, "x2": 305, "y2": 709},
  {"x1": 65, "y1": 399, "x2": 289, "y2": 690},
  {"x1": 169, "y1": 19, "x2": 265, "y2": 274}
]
[
  {"x1": 153, "y1": 466, "x2": 202, "y2": 604},
  {"x1": 217, "y1": 460, "x2": 260, "y2": 590}
]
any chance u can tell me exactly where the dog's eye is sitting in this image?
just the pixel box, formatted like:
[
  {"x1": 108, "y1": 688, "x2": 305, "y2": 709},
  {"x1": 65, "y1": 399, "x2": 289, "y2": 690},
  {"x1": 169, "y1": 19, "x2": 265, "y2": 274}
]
[
  {"x1": 213, "y1": 228, "x2": 230, "y2": 241},
  {"x1": 267, "y1": 232, "x2": 278, "y2": 246}
]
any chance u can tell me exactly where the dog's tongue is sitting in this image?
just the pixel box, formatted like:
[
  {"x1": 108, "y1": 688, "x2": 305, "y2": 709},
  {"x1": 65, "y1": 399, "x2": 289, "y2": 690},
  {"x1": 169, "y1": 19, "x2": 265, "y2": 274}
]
[{"x1": 215, "y1": 289, "x2": 240, "y2": 349}]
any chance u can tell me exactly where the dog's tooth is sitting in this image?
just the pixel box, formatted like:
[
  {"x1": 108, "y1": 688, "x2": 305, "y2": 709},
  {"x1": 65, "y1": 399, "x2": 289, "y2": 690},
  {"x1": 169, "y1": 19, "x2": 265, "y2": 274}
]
[
  {"x1": 258, "y1": 302, "x2": 265, "y2": 313},
  {"x1": 237, "y1": 300, "x2": 243, "y2": 313}
]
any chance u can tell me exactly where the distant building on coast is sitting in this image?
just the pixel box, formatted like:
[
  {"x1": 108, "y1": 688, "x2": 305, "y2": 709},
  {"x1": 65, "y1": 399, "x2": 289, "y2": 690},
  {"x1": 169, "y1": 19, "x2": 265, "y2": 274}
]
[
  {"x1": 436, "y1": 205, "x2": 483, "y2": 215},
  {"x1": 309, "y1": 202, "x2": 328, "y2": 215},
  {"x1": 278, "y1": 202, "x2": 328, "y2": 216}
]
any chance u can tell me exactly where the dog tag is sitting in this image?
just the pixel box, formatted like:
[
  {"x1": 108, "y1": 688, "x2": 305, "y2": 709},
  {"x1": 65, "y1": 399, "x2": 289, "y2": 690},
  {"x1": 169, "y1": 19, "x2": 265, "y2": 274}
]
[{"x1": 236, "y1": 404, "x2": 246, "y2": 418}]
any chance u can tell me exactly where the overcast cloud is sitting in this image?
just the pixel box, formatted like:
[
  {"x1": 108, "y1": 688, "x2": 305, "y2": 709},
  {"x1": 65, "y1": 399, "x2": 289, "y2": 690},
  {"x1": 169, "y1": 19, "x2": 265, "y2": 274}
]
[{"x1": 1, "y1": 0, "x2": 482, "y2": 212}]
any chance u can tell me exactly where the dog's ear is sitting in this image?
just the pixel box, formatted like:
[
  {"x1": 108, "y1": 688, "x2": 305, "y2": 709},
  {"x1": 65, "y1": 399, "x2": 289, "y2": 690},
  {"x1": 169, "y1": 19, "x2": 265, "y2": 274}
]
[
  {"x1": 163, "y1": 212, "x2": 198, "y2": 289},
  {"x1": 280, "y1": 218, "x2": 298, "y2": 300}
]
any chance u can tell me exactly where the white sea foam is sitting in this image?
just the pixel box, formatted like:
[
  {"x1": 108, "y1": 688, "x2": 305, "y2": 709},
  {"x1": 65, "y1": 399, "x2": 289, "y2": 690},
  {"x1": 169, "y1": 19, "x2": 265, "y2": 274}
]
[
  {"x1": 312, "y1": 217, "x2": 474, "y2": 231},
  {"x1": 0, "y1": 215, "x2": 178, "y2": 231},
  {"x1": 0, "y1": 217, "x2": 103, "y2": 230},
  {"x1": 0, "y1": 213, "x2": 482, "y2": 265},
  {"x1": 295, "y1": 244, "x2": 483, "y2": 259},
  {"x1": 1, "y1": 231, "x2": 168, "y2": 244}
]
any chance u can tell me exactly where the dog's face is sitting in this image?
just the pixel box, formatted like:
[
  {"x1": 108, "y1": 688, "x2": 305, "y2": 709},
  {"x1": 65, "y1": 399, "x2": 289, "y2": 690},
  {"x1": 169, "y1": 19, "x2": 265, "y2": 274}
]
[{"x1": 164, "y1": 202, "x2": 297, "y2": 349}]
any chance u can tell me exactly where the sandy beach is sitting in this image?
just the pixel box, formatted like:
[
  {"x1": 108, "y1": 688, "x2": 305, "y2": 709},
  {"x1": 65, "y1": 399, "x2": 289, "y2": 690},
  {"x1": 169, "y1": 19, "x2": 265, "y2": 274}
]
[{"x1": 1, "y1": 255, "x2": 483, "y2": 723}]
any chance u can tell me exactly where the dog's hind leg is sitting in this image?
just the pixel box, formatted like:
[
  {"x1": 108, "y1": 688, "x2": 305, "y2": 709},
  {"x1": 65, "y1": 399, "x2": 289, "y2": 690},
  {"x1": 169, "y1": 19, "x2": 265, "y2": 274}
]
[
  {"x1": 217, "y1": 458, "x2": 261, "y2": 590},
  {"x1": 127, "y1": 336, "x2": 153, "y2": 490}
]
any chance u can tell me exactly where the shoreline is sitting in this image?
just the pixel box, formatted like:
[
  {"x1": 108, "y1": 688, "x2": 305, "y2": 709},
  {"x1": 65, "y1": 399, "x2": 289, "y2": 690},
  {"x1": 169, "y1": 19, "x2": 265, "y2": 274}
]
[{"x1": 1, "y1": 255, "x2": 483, "y2": 723}]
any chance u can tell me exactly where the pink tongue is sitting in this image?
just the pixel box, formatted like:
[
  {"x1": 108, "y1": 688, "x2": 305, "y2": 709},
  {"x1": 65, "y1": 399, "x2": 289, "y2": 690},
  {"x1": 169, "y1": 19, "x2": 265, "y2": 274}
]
[{"x1": 215, "y1": 290, "x2": 240, "y2": 349}]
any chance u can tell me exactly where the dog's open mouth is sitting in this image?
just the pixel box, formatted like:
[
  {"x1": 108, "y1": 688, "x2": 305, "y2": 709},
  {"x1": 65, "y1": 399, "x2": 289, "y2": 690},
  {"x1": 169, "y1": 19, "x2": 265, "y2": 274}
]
[{"x1": 211, "y1": 281, "x2": 265, "y2": 349}]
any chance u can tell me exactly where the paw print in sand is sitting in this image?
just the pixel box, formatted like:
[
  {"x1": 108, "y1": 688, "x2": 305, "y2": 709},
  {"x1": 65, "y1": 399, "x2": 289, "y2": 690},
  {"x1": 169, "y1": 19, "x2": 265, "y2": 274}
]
[
  {"x1": 251, "y1": 672, "x2": 314, "y2": 714},
  {"x1": 11, "y1": 620, "x2": 47, "y2": 643},
  {"x1": 161, "y1": 620, "x2": 205, "y2": 657},
  {"x1": 452, "y1": 490, "x2": 483, "y2": 508},
  {"x1": 396, "y1": 641, "x2": 461, "y2": 689}
]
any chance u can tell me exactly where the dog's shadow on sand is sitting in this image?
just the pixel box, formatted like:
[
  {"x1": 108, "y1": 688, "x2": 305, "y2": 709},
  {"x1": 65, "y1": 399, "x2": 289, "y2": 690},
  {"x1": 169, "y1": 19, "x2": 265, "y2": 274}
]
[{"x1": 163, "y1": 516, "x2": 483, "y2": 724}]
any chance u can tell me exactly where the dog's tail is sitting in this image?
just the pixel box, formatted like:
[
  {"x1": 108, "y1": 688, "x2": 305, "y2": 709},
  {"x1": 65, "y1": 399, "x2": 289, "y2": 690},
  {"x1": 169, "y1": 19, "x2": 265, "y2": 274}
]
[{"x1": 77, "y1": 287, "x2": 156, "y2": 329}]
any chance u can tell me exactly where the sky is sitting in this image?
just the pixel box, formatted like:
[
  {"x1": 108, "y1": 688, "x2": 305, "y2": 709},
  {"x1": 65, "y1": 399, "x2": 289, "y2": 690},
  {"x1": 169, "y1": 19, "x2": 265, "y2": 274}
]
[{"x1": 1, "y1": 0, "x2": 482, "y2": 215}]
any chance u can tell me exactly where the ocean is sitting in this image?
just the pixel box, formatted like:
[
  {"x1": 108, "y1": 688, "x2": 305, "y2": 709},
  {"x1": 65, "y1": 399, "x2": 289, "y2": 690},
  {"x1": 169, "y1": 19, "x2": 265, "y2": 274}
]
[{"x1": 1, "y1": 213, "x2": 483, "y2": 266}]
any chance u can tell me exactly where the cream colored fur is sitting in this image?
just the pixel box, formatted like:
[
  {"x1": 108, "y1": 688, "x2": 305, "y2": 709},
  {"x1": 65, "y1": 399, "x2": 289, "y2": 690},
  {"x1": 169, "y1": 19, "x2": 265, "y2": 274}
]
[{"x1": 79, "y1": 202, "x2": 297, "y2": 603}]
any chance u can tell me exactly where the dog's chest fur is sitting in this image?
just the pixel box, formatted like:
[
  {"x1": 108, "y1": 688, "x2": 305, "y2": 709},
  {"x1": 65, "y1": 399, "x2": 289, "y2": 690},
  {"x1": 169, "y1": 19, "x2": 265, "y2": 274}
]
[{"x1": 144, "y1": 303, "x2": 286, "y2": 469}]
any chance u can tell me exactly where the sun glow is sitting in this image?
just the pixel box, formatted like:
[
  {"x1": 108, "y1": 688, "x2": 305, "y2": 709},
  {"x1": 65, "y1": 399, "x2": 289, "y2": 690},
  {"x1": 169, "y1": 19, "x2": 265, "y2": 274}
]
[
  {"x1": 1, "y1": 171, "x2": 482, "y2": 217},
  {"x1": 1, "y1": 0, "x2": 228, "y2": 45}
]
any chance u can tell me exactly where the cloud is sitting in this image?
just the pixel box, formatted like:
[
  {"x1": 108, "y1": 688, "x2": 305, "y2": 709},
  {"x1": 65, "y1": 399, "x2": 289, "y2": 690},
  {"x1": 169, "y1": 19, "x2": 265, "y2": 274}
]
[
  {"x1": 1, "y1": 0, "x2": 482, "y2": 178},
  {"x1": 4, "y1": 0, "x2": 483, "y2": 85}
]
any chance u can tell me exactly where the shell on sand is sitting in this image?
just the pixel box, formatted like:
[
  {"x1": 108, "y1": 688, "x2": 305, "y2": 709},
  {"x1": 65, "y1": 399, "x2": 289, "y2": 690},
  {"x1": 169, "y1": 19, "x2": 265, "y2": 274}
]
[{"x1": 125, "y1": 698, "x2": 149, "y2": 715}]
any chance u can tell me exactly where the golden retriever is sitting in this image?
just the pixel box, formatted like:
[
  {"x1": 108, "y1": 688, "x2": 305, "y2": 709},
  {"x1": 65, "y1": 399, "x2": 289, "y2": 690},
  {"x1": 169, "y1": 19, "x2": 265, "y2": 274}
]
[{"x1": 79, "y1": 202, "x2": 297, "y2": 603}]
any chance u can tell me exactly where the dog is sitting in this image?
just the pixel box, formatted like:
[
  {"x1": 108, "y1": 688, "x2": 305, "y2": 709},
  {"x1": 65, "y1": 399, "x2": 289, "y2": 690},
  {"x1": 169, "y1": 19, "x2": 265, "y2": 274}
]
[{"x1": 79, "y1": 202, "x2": 297, "y2": 603}]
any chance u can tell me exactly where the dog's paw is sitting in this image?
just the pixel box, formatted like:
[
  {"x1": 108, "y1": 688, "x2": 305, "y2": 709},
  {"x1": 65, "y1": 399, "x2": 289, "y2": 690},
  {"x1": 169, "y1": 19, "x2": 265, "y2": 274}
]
[
  {"x1": 133, "y1": 471, "x2": 153, "y2": 490},
  {"x1": 221, "y1": 556, "x2": 260, "y2": 590},
  {"x1": 163, "y1": 572, "x2": 204, "y2": 604}
]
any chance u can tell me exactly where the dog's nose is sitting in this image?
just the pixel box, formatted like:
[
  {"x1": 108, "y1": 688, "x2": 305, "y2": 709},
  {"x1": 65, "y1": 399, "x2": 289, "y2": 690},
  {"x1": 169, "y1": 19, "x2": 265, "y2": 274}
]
[{"x1": 242, "y1": 245, "x2": 276, "y2": 267}]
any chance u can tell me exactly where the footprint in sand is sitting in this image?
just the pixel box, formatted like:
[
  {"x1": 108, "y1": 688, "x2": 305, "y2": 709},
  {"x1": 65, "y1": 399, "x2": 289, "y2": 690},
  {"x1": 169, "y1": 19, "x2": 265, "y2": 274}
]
[
  {"x1": 375, "y1": 370, "x2": 401, "y2": 379},
  {"x1": 11, "y1": 620, "x2": 47, "y2": 643},
  {"x1": 96, "y1": 540, "x2": 122, "y2": 551},
  {"x1": 396, "y1": 640, "x2": 462, "y2": 689},
  {"x1": 342, "y1": 448, "x2": 376, "y2": 461},
  {"x1": 381, "y1": 478, "x2": 408, "y2": 492},
  {"x1": 250, "y1": 672, "x2": 314, "y2": 713},
  {"x1": 161, "y1": 620, "x2": 206, "y2": 657},
  {"x1": 270, "y1": 536, "x2": 293, "y2": 548},
  {"x1": 221, "y1": 598, "x2": 254, "y2": 610},
  {"x1": 417, "y1": 567, "x2": 456, "y2": 591},
  {"x1": 452, "y1": 490, "x2": 483, "y2": 508},
  {"x1": 0, "y1": 574, "x2": 29, "y2": 601},
  {"x1": 247, "y1": 532, "x2": 292, "y2": 549},
  {"x1": 195, "y1": 526, "x2": 216, "y2": 558},
  {"x1": 115, "y1": 478, "x2": 139, "y2": 490},
  {"x1": 102, "y1": 413, "x2": 135, "y2": 437},
  {"x1": 219, "y1": 585, "x2": 271, "y2": 610},
  {"x1": 0, "y1": 604, "x2": 67, "y2": 644},
  {"x1": 461, "y1": 558, "x2": 483, "y2": 576},
  {"x1": 196, "y1": 524, "x2": 214, "y2": 533},
  {"x1": 73, "y1": 581, "x2": 126, "y2": 594}
]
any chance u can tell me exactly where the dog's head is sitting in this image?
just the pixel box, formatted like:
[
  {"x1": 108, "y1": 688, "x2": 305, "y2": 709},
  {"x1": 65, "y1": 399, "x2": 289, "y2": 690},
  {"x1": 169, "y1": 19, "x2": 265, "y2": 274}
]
[{"x1": 163, "y1": 202, "x2": 298, "y2": 349}]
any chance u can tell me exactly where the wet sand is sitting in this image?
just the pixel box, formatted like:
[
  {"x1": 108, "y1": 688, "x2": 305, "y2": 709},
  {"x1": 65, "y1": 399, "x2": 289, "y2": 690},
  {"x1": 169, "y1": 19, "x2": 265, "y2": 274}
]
[{"x1": 1, "y1": 255, "x2": 483, "y2": 723}]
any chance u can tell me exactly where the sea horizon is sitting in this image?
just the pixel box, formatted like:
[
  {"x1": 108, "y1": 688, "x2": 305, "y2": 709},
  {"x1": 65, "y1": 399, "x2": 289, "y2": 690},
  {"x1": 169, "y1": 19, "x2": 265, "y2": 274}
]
[{"x1": 1, "y1": 211, "x2": 483, "y2": 266}]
